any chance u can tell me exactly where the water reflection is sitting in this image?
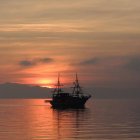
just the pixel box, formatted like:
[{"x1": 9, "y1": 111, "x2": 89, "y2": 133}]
[
  {"x1": 27, "y1": 101, "x2": 92, "y2": 140},
  {"x1": 52, "y1": 108, "x2": 90, "y2": 140},
  {"x1": 0, "y1": 99, "x2": 140, "y2": 140}
]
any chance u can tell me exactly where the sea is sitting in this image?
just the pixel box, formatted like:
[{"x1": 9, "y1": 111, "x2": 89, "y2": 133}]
[{"x1": 0, "y1": 99, "x2": 140, "y2": 140}]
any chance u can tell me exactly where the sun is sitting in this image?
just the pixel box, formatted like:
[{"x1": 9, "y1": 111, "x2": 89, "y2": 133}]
[{"x1": 37, "y1": 79, "x2": 54, "y2": 88}]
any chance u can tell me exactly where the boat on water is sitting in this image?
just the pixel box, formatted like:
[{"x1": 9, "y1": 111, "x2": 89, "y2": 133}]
[{"x1": 47, "y1": 74, "x2": 91, "y2": 109}]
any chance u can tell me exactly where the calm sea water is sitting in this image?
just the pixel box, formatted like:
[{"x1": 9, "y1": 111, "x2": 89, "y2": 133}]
[{"x1": 0, "y1": 99, "x2": 140, "y2": 140}]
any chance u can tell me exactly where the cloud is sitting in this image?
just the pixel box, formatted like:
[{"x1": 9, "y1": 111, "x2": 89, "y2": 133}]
[
  {"x1": 19, "y1": 57, "x2": 54, "y2": 67},
  {"x1": 79, "y1": 58, "x2": 100, "y2": 65},
  {"x1": 79, "y1": 56, "x2": 140, "y2": 73},
  {"x1": 124, "y1": 56, "x2": 140, "y2": 71},
  {"x1": 38, "y1": 58, "x2": 54, "y2": 63},
  {"x1": 80, "y1": 56, "x2": 140, "y2": 70},
  {"x1": 19, "y1": 60, "x2": 36, "y2": 67}
]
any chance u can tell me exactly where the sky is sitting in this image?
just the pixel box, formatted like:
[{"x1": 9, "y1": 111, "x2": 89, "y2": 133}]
[{"x1": 0, "y1": 0, "x2": 140, "y2": 89}]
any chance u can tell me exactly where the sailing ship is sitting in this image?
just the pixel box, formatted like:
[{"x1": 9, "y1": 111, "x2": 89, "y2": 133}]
[{"x1": 48, "y1": 74, "x2": 91, "y2": 109}]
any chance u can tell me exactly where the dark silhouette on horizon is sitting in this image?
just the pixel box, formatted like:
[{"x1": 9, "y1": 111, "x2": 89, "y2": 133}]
[
  {"x1": 48, "y1": 74, "x2": 91, "y2": 109},
  {"x1": 0, "y1": 82, "x2": 51, "y2": 98},
  {"x1": 0, "y1": 82, "x2": 139, "y2": 99}
]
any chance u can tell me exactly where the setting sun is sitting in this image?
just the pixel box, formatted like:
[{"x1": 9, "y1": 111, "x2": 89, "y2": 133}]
[{"x1": 37, "y1": 79, "x2": 54, "y2": 88}]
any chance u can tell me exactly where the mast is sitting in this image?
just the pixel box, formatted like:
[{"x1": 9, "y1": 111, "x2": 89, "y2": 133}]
[
  {"x1": 54, "y1": 73, "x2": 63, "y2": 94},
  {"x1": 72, "y1": 73, "x2": 83, "y2": 96}
]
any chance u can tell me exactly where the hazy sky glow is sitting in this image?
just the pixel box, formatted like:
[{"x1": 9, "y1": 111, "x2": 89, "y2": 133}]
[{"x1": 0, "y1": 0, "x2": 140, "y2": 88}]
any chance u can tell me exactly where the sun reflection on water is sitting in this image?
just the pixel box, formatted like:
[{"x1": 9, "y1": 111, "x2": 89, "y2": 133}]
[{"x1": 25, "y1": 100, "x2": 89, "y2": 140}]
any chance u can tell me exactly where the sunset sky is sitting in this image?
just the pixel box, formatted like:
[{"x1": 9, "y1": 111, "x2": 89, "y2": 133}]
[{"x1": 0, "y1": 0, "x2": 140, "y2": 89}]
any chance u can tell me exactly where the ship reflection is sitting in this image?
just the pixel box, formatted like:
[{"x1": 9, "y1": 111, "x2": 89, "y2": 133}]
[
  {"x1": 26, "y1": 100, "x2": 91, "y2": 140},
  {"x1": 52, "y1": 108, "x2": 90, "y2": 140}
]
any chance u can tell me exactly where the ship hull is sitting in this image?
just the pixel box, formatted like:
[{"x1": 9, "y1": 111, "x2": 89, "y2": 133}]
[{"x1": 50, "y1": 96, "x2": 91, "y2": 109}]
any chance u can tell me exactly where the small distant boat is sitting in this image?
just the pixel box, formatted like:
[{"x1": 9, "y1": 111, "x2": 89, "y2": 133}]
[{"x1": 46, "y1": 74, "x2": 91, "y2": 109}]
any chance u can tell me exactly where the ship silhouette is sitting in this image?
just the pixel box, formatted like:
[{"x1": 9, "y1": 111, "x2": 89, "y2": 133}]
[{"x1": 47, "y1": 74, "x2": 91, "y2": 109}]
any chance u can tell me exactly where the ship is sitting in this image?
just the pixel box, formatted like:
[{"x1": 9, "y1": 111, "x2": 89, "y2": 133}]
[{"x1": 48, "y1": 74, "x2": 91, "y2": 109}]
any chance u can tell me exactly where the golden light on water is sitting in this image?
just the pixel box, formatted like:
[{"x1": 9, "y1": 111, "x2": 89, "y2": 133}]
[{"x1": 24, "y1": 99, "x2": 82, "y2": 140}]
